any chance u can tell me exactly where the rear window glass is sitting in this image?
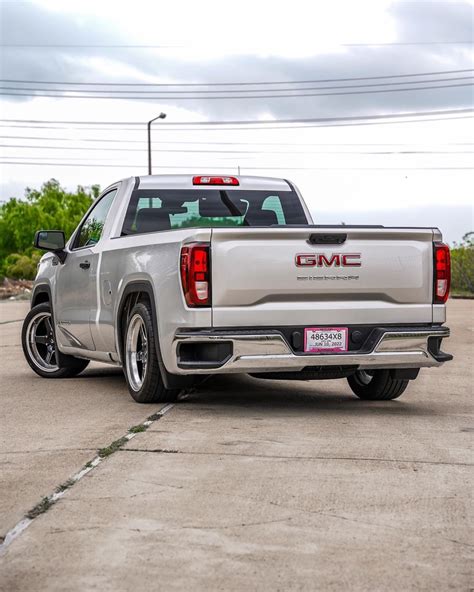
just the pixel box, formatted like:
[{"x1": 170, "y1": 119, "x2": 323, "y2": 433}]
[{"x1": 121, "y1": 189, "x2": 307, "y2": 235}]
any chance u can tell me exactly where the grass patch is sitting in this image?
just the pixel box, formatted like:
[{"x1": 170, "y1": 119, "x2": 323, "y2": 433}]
[
  {"x1": 55, "y1": 478, "x2": 75, "y2": 494},
  {"x1": 98, "y1": 436, "x2": 128, "y2": 458},
  {"x1": 83, "y1": 461, "x2": 93, "y2": 470},
  {"x1": 26, "y1": 497, "x2": 53, "y2": 519},
  {"x1": 129, "y1": 424, "x2": 147, "y2": 434}
]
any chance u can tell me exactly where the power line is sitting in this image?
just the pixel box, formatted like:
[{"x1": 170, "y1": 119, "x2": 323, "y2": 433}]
[
  {"x1": 1, "y1": 135, "x2": 471, "y2": 147},
  {"x1": 3, "y1": 144, "x2": 472, "y2": 155},
  {"x1": 0, "y1": 117, "x2": 472, "y2": 134},
  {"x1": 1, "y1": 108, "x2": 471, "y2": 126},
  {"x1": 1, "y1": 41, "x2": 472, "y2": 48},
  {"x1": 2, "y1": 76, "x2": 472, "y2": 95},
  {"x1": 1, "y1": 69, "x2": 472, "y2": 87},
  {"x1": 0, "y1": 116, "x2": 471, "y2": 133},
  {"x1": 1, "y1": 82, "x2": 472, "y2": 100},
  {"x1": 345, "y1": 41, "x2": 474, "y2": 46},
  {"x1": 2, "y1": 155, "x2": 126, "y2": 161},
  {"x1": 1, "y1": 161, "x2": 472, "y2": 170},
  {"x1": 0, "y1": 115, "x2": 474, "y2": 134},
  {"x1": 0, "y1": 134, "x2": 148, "y2": 143}
]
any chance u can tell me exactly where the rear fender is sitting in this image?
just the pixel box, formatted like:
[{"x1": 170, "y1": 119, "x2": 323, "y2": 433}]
[{"x1": 116, "y1": 280, "x2": 194, "y2": 389}]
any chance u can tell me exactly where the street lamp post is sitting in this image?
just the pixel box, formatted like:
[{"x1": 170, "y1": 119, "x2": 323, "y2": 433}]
[{"x1": 147, "y1": 112, "x2": 167, "y2": 175}]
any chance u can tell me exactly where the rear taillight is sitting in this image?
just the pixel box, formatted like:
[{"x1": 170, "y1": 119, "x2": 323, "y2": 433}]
[
  {"x1": 180, "y1": 243, "x2": 211, "y2": 307},
  {"x1": 433, "y1": 242, "x2": 451, "y2": 304}
]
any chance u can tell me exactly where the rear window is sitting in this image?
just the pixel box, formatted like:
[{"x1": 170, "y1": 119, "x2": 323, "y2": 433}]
[{"x1": 121, "y1": 189, "x2": 307, "y2": 235}]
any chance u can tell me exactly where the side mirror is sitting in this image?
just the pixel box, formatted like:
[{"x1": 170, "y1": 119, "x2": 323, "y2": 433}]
[{"x1": 34, "y1": 230, "x2": 67, "y2": 262}]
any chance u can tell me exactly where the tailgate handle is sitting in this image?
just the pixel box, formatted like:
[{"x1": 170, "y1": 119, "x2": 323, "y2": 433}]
[{"x1": 308, "y1": 233, "x2": 347, "y2": 245}]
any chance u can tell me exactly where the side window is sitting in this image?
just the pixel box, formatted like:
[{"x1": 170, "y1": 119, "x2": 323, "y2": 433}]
[{"x1": 75, "y1": 189, "x2": 117, "y2": 249}]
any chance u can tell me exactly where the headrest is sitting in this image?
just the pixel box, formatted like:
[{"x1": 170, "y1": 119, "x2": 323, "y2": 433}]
[
  {"x1": 244, "y1": 209, "x2": 279, "y2": 226},
  {"x1": 135, "y1": 208, "x2": 171, "y2": 233}
]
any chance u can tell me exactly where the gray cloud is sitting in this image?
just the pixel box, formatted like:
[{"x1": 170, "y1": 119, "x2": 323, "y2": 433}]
[
  {"x1": 392, "y1": 0, "x2": 473, "y2": 42},
  {"x1": 0, "y1": 0, "x2": 473, "y2": 119}
]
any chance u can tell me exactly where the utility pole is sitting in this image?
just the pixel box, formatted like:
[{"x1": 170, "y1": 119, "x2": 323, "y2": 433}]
[{"x1": 147, "y1": 112, "x2": 167, "y2": 175}]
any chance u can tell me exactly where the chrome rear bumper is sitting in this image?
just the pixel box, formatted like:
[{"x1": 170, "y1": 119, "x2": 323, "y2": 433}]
[{"x1": 171, "y1": 326, "x2": 451, "y2": 374}]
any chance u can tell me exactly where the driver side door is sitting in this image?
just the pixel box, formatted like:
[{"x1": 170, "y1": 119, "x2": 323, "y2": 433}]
[{"x1": 54, "y1": 189, "x2": 117, "y2": 351}]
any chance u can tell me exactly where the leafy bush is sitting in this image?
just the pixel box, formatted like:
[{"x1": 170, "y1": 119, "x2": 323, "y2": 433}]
[
  {"x1": 2, "y1": 251, "x2": 42, "y2": 280},
  {"x1": 451, "y1": 232, "x2": 474, "y2": 295},
  {"x1": 0, "y1": 179, "x2": 99, "y2": 280}
]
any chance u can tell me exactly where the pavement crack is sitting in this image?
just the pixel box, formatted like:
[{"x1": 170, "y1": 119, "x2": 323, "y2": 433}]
[
  {"x1": 442, "y1": 538, "x2": 474, "y2": 549},
  {"x1": 0, "y1": 319, "x2": 23, "y2": 325},
  {"x1": 124, "y1": 448, "x2": 180, "y2": 454},
  {"x1": 3, "y1": 448, "x2": 97, "y2": 455},
  {"x1": 121, "y1": 448, "x2": 472, "y2": 467},
  {"x1": 49, "y1": 526, "x2": 143, "y2": 535},
  {"x1": 131, "y1": 479, "x2": 185, "y2": 491},
  {"x1": 181, "y1": 518, "x2": 292, "y2": 530},
  {"x1": 177, "y1": 485, "x2": 473, "y2": 551}
]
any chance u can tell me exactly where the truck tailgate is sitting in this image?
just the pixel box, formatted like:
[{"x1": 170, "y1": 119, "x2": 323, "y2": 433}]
[{"x1": 210, "y1": 227, "x2": 434, "y2": 326}]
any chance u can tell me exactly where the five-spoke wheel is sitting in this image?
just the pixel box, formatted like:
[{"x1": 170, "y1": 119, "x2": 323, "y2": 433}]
[
  {"x1": 25, "y1": 310, "x2": 59, "y2": 373},
  {"x1": 125, "y1": 313, "x2": 149, "y2": 392},
  {"x1": 123, "y1": 300, "x2": 178, "y2": 403},
  {"x1": 21, "y1": 303, "x2": 90, "y2": 378}
]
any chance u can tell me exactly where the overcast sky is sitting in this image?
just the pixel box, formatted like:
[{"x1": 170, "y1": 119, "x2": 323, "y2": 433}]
[{"x1": 0, "y1": 0, "x2": 473, "y2": 243}]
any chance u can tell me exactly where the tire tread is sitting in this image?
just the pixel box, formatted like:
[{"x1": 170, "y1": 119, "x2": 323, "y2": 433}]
[{"x1": 347, "y1": 370, "x2": 409, "y2": 400}]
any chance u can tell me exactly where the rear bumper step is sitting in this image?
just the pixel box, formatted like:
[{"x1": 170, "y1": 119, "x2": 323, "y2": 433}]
[{"x1": 172, "y1": 326, "x2": 451, "y2": 374}]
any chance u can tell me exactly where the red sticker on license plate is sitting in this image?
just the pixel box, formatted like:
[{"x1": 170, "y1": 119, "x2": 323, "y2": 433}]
[{"x1": 304, "y1": 327, "x2": 349, "y2": 353}]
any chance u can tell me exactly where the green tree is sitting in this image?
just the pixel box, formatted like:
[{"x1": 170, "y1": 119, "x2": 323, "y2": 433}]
[
  {"x1": 0, "y1": 179, "x2": 99, "y2": 279},
  {"x1": 451, "y1": 232, "x2": 474, "y2": 295}
]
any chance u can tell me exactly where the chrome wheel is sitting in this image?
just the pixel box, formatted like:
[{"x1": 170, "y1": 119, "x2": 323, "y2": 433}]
[
  {"x1": 25, "y1": 311, "x2": 59, "y2": 373},
  {"x1": 353, "y1": 370, "x2": 373, "y2": 386},
  {"x1": 125, "y1": 313, "x2": 148, "y2": 392}
]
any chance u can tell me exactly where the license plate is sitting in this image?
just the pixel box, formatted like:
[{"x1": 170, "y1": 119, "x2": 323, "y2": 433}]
[{"x1": 304, "y1": 327, "x2": 348, "y2": 353}]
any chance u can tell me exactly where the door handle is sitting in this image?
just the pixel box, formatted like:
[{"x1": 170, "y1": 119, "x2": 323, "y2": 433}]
[{"x1": 79, "y1": 260, "x2": 90, "y2": 270}]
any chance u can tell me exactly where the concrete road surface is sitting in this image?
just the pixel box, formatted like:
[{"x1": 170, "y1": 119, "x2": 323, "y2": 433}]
[{"x1": 0, "y1": 299, "x2": 472, "y2": 591}]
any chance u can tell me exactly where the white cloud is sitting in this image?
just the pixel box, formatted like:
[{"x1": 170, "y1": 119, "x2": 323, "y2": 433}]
[{"x1": 32, "y1": 0, "x2": 397, "y2": 57}]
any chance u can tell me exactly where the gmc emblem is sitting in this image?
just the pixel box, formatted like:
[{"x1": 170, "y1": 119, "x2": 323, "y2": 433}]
[{"x1": 295, "y1": 253, "x2": 361, "y2": 267}]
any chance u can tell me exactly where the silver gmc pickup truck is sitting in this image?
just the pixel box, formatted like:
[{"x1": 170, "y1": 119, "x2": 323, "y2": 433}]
[{"x1": 22, "y1": 174, "x2": 452, "y2": 403}]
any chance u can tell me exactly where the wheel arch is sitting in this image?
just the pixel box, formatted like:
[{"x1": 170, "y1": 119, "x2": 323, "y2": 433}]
[
  {"x1": 116, "y1": 280, "x2": 193, "y2": 389},
  {"x1": 116, "y1": 281, "x2": 155, "y2": 364},
  {"x1": 31, "y1": 283, "x2": 52, "y2": 308}
]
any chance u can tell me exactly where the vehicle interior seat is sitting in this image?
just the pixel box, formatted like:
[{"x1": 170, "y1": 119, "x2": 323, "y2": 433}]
[
  {"x1": 135, "y1": 208, "x2": 172, "y2": 232},
  {"x1": 244, "y1": 209, "x2": 279, "y2": 226}
]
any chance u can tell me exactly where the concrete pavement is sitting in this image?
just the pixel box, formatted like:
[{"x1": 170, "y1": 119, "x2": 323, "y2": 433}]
[
  {"x1": 0, "y1": 301, "x2": 165, "y2": 533},
  {"x1": 0, "y1": 299, "x2": 472, "y2": 590}
]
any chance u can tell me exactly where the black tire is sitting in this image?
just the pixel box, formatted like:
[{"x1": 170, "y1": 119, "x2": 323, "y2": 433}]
[
  {"x1": 21, "y1": 303, "x2": 90, "y2": 378},
  {"x1": 347, "y1": 369, "x2": 409, "y2": 400},
  {"x1": 123, "y1": 301, "x2": 179, "y2": 404}
]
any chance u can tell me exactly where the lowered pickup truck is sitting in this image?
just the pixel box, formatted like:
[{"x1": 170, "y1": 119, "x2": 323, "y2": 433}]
[{"x1": 22, "y1": 174, "x2": 452, "y2": 403}]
